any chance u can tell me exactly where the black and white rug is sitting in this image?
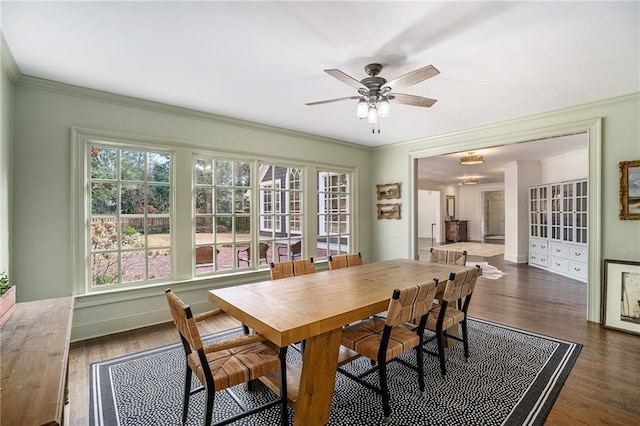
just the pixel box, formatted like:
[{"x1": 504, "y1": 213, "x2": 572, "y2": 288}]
[{"x1": 90, "y1": 318, "x2": 580, "y2": 426}]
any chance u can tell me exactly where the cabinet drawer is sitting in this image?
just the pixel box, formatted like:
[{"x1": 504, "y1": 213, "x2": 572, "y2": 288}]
[
  {"x1": 568, "y1": 261, "x2": 588, "y2": 280},
  {"x1": 529, "y1": 253, "x2": 548, "y2": 267},
  {"x1": 549, "y1": 242, "x2": 568, "y2": 258},
  {"x1": 549, "y1": 257, "x2": 569, "y2": 273},
  {"x1": 529, "y1": 238, "x2": 548, "y2": 254},
  {"x1": 568, "y1": 245, "x2": 588, "y2": 261}
]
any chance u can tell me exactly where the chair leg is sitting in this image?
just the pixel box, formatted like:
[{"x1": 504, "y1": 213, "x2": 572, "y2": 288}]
[
  {"x1": 204, "y1": 388, "x2": 214, "y2": 426},
  {"x1": 378, "y1": 358, "x2": 391, "y2": 422},
  {"x1": 416, "y1": 345, "x2": 426, "y2": 396},
  {"x1": 462, "y1": 319, "x2": 469, "y2": 360},
  {"x1": 182, "y1": 366, "x2": 192, "y2": 424},
  {"x1": 436, "y1": 330, "x2": 447, "y2": 376}
]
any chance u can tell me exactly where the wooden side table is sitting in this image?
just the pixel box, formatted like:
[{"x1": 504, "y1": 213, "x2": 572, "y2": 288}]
[{"x1": 1, "y1": 297, "x2": 73, "y2": 426}]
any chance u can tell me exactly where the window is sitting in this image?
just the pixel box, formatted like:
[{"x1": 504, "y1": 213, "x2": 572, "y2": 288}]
[
  {"x1": 317, "y1": 170, "x2": 351, "y2": 258},
  {"x1": 89, "y1": 145, "x2": 172, "y2": 287},
  {"x1": 77, "y1": 131, "x2": 356, "y2": 293},
  {"x1": 259, "y1": 164, "x2": 304, "y2": 263},
  {"x1": 195, "y1": 157, "x2": 251, "y2": 273}
]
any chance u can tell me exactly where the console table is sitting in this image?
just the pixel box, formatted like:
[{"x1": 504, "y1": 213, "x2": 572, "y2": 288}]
[
  {"x1": 445, "y1": 220, "x2": 468, "y2": 242},
  {"x1": 1, "y1": 296, "x2": 73, "y2": 425}
]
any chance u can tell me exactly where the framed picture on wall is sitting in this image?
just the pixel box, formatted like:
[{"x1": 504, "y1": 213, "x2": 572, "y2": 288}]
[
  {"x1": 619, "y1": 160, "x2": 640, "y2": 220},
  {"x1": 376, "y1": 183, "x2": 401, "y2": 200},
  {"x1": 377, "y1": 203, "x2": 400, "y2": 219},
  {"x1": 602, "y1": 259, "x2": 640, "y2": 335}
]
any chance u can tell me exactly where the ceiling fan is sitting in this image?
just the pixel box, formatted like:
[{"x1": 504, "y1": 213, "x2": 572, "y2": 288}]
[{"x1": 306, "y1": 63, "x2": 440, "y2": 131}]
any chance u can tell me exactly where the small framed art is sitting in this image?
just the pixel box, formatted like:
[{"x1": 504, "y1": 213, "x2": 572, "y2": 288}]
[
  {"x1": 376, "y1": 183, "x2": 400, "y2": 200},
  {"x1": 377, "y1": 203, "x2": 400, "y2": 220},
  {"x1": 602, "y1": 259, "x2": 640, "y2": 335},
  {"x1": 619, "y1": 160, "x2": 640, "y2": 220}
]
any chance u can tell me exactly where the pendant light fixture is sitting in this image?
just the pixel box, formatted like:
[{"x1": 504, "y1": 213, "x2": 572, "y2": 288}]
[
  {"x1": 463, "y1": 177, "x2": 479, "y2": 185},
  {"x1": 460, "y1": 152, "x2": 485, "y2": 165}
]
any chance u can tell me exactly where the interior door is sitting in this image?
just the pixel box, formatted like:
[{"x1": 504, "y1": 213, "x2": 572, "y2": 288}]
[{"x1": 483, "y1": 190, "x2": 505, "y2": 238}]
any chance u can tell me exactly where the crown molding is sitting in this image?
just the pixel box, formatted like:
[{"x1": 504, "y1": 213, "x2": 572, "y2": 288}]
[
  {"x1": 13, "y1": 73, "x2": 370, "y2": 151},
  {"x1": 1, "y1": 32, "x2": 21, "y2": 83},
  {"x1": 378, "y1": 92, "x2": 640, "y2": 151}
]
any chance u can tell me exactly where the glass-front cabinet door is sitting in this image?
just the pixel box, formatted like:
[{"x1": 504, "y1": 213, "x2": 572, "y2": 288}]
[
  {"x1": 562, "y1": 182, "x2": 574, "y2": 243},
  {"x1": 550, "y1": 183, "x2": 562, "y2": 241},
  {"x1": 575, "y1": 180, "x2": 588, "y2": 244},
  {"x1": 529, "y1": 185, "x2": 549, "y2": 238}
]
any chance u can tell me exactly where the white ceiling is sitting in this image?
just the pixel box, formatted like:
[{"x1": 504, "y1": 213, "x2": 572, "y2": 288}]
[
  {"x1": 416, "y1": 133, "x2": 589, "y2": 187},
  {"x1": 2, "y1": 1, "x2": 638, "y2": 150}
]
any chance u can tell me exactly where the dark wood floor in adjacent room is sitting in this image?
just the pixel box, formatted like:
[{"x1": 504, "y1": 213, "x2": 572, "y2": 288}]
[{"x1": 68, "y1": 258, "x2": 640, "y2": 425}]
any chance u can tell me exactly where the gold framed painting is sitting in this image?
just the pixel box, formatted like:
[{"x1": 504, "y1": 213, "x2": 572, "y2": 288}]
[
  {"x1": 377, "y1": 203, "x2": 400, "y2": 219},
  {"x1": 619, "y1": 160, "x2": 640, "y2": 220},
  {"x1": 603, "y1": 259, "x2": 640, "y2": 336},
  {"x1": 376, "y1": 183, "x2": 400, "y2": 200}
]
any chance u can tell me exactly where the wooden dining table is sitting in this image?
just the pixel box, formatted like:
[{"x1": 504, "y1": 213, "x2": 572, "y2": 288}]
[{"x1": 208, "y1": 258, "x2": 473, "y2": 426}]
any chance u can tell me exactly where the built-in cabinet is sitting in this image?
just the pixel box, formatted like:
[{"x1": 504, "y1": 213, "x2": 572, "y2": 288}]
[{"x1": 529, "y1": 179, "x2": 587, "y2": 282}]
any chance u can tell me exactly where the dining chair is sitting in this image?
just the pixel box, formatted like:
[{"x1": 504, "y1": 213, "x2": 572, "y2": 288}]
[
  {"x1": 346, "y1": 252, "x2": 363, "y2": 266},
  {"x1": 328, "y1": 254, "x2": 348, "y2": 270},
  {"x1": 428, "y1": 247, "x2": 448, "y2": 263},
  {"x1": 293, "y1": 257, "x2": 315, "y2": 276},
  {"x1": 270, "y1": 261, "x2": 294, "y2": 280},
  {"x1": 423, "y1": 265, "x2": 481, "y2": 376},
  {"x1": 277, "y1": 240, "x2": 301, "y2": 261},
  {"x1": 329, "y1": 252, "x2": 363, "y2": 270},
  {"x1": 338, "y1": 280, "x2": 438, "y2": 422},
  {"x1": 164, "y1": 289, "x2": 289, "y2": 426},
  {"x1": 428, "y1": 248, "x2": 467, "y2": 266},
  {"x1": 447, "y1": 250, "x2": 468, "y2": 265},
  {"x1": 237, "y1": 242, "x2": 270, "y2": 267}
]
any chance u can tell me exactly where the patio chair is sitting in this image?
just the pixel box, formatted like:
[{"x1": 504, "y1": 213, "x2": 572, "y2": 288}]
[
  {"x1": 196, "y1": 246, "x2": 219, "y2": 265},
  {"x1": 237, "y1": 242, "x2": 269, "y2": 267},
  {"x1": 277, "y1": 240, "x2": 301, "y2": 261}
]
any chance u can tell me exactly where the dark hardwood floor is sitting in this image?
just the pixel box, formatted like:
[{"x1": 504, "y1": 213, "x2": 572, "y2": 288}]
[{"x1": 68, "y1": 258, "x2": 640, "y2": 425}]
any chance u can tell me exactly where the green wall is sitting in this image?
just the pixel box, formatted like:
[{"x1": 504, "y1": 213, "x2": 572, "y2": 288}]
[
  {"x1": 11, "y1": 76, "x2": 372, "y2": 340},
  {"x1": 0, "y1": 35, "x2": 15, "y2": 280}
]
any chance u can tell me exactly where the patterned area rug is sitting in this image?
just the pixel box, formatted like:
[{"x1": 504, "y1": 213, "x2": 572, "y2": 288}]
[
  {"x1": 90, "y1": 319, "x2": 580, "y2": 426},
  {"x1": 432, "y1": 242, "x2": 505, "y2": 257}
]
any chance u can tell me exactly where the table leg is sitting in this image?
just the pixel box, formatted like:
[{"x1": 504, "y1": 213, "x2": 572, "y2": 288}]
[{"x1": 293, "y1": 327, "x2": 342, "y2": 426}]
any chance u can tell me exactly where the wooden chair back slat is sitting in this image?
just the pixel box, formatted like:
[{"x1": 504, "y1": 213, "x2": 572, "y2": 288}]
[{"x1": 385, "y1": 280, "x2": 438, "y2": 327}]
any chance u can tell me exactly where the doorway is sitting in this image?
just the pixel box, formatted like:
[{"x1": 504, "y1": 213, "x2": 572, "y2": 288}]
[
  {"x1": 482, "y1": 190, "x2": 505, "y2": 243},
  {"x1": 417, "y1": 189, "x2": 440, "y2": 249}
]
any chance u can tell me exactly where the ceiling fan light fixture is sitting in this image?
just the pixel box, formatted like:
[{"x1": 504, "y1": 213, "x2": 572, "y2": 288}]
[
  {"x1": 367, "y1": 106, "x2": 379, "y2": 124},
  {"x1": 463, "y1": 177, "x2": 479, "y2": 185},
  {"x1": 460, "y1": 152, "x2": 485, "y2": 165},
  {"x1": 377, "y1": 97, "x2": 390, "y2": 118},
  {"x1": 356, "y1": 98, "x2": 368, "y2": 118}
]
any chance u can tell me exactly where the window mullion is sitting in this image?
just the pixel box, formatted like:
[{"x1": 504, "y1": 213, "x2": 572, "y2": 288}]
[{"x1": 173, "y1": 150, "x2": 193, "y2": 281}]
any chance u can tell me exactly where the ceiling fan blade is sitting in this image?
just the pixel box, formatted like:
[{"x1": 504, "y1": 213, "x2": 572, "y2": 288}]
[
  {"x1": 390, "y1": 93, "x2": 438, "y2": 107},
  {"x1": 382, "y1": 65, "x2": 440, "y2": 91},
  {"x1": 306, "y1": 95, "x2": 361, "y2": 106},
  {"x1": 324, "y1": 69, "x2": 367, "y2": 90}
]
